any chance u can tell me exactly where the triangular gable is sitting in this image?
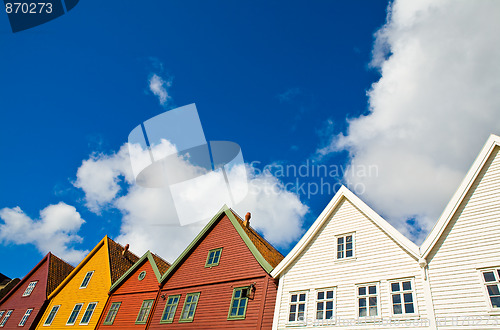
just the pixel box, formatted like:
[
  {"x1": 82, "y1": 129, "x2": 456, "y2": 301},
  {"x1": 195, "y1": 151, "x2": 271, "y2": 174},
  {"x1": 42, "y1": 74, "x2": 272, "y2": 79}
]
[
  {"x1": 0, "y1": 253, "x2": 50, "y2": 305},
  {"x1": 160, "y1": 205, "x2": 282, "y2": 284},
  {"x1": 271, "y1": 185, "x2": 420, "y2": 278},
  {"x1": 107, "y1": 237, "x2": 140, "y2": 284},
  {"x1": 46, "y1": 253, "x2": 74, "y2": 297},
  {"x1": 420, "y1": 134, "x2": 500, "y2": 258},
  {"x1": 109, "y1": 251, "x2": 170, "y2": 293}
]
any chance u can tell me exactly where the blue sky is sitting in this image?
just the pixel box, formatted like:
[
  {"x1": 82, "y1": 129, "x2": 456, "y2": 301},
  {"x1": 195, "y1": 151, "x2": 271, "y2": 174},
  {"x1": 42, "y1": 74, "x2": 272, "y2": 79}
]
[{"x1": 2, "y1": 1, "x2": 500, "y2": 278}]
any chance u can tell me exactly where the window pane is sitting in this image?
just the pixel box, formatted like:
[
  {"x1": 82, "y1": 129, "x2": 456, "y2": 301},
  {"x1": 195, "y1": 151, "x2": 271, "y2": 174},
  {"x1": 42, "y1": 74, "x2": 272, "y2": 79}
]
[
  {"x1": 359, "y1": 307, "x2": 367, "y2": 317},
  {"x1": 326, "y1": 290, "x2": 334, "y2": 299},
  {"x1": 487, "y1": 284, "x2": 500, "y2": 296},
  {"x1": 359, "y1": 298, "x2": 366, "y2": 307},
  {"x1": 317, "y1": 302, "x2": 324, "y2": 311},
  {"x1": 358, "y1": 287, "x2": 366, "y2": 296},
  {"x1": 289, "y1": 313, "x2": 295, "y2": 322},
  {"x1": 391, "y1": 282, "x2": 400, "y2": 292},
  {"x1": 326, "y1": 301, "x2": 333, "y2": 309},
  {"x1": 299, "y1": 294, "x2": 306, "y2": 301},
  {"x1": 346, "y1": 250, "x2": 353, "y2": 258},
  {"x1": 369, "y1": 286, "x2": 377, "y2": 294},
  {"x1": 346, "y1": 243, "x2": 352, "y2": 250},
  {"x1": 316, "y1": 311, "x2": 323, "y2": 319},
  {"x1": 369, "y1": 306, "x2": 378, "y2": 316},
  {"x1": 369, "y1": 297, "x2": 377, "y2": 307},
  {"x1": 402, "y1": 281, "x2": 412, "y2": 291},
  {"x1": 337, "y1": 237, "x2": 344, "y2": 244},
  {"x1": 393, "y1": 304, "x2": 402, "y2": 314},
  {"x1": 326, "y1": 310, "x2": 333, "y2": 319},
  {"x1": 483, "y1": 271, "x2": 496, "y2": 282},
  {"x1": 403, "y1": 293, "x2": 413, "y2": 303},
  {"x1": 491, "y1": 297, "x2": 500, "y2": 308},
  {"x1": 346, "y1": 235, "x2": 352, "y2": 243},
  {"x1": 291, "y1": 294, "x2": 297, "y2": 302},
  {"x1": 317, "y1": 291, "x2": 324, "y2": 300},
  {"x1": 337, "y1": 251, "x2": 343, "y2": 259},
  {"x1": 298, "y1": 304, "x2": 305, "y2": 312},
  {"x1": 392, "y1": 294, "x2": 401, "y2": 304},
  {"x1": 405, "y1": 303, "x2": 415, "y2": 314}
]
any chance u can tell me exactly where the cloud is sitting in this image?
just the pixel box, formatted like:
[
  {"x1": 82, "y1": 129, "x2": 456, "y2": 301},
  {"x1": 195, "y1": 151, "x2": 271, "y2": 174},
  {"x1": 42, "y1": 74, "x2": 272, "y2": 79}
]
[
  {"x1": 74, "y1": 142, "x2": 308, "y2": 262},
  {"x1": 277, "y1": 87, "x2": 301, "y2": 103},
  {"x1": 317, "y1": 0, "x2": 500, "y2": 243},
  {"x1": 0, "y1": 203, "x2": 88, "y2": 264},
  {"x1": 149, "y1": 73, "x2": 172, "y2": 106}
]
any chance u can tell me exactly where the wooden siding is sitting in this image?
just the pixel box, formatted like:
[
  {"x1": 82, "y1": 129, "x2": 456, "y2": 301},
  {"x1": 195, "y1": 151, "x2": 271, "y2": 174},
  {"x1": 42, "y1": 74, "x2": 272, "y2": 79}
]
[
  {"x1": 35, "y1": 243, "x2": 112, "y2": 330},
  {"x1": 96, "y1": 259, "x2": 160, "y2": 329},
  {"x1": 0, "y1": 256, "x2": 49, "y2": 329},
  {"x1": 427, "y1": 146, "x2": 500, "y2": 325},
  {"x1": 274, "y1": 198, "x2": 428, "y2": 329}
]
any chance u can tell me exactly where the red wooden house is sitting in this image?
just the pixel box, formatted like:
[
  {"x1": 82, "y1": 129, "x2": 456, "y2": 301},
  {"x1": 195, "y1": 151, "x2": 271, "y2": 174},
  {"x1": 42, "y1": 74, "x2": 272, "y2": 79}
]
[
  {"x1": 96, "y1": 251, "x2": 170, "y2": 330},
  {"x1": 147, "y1": 206, "x2": 284, "y2": 329},
  {"x1": 0, "y1": 253, "x2": 74, "y2": 329}
]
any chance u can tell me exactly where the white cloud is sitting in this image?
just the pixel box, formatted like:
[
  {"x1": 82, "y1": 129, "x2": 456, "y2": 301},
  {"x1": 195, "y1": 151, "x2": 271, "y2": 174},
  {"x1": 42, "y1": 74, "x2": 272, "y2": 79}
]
[
  {"x1": 149, "y1": 73, "x2": 172, "y2": 106},
  {"x1": 0, "y1": 203, "x2": 88, "y2": 264},
  {"x1": 74, "y1": 142, "x2": 308, "y2": 262},
  {"x1": 317, "y1": 0, "x2": 500, "y2": 243}
]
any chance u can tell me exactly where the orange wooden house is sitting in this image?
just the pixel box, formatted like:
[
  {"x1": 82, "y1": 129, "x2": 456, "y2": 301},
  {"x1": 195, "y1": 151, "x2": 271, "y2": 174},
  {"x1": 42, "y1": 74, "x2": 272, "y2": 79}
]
[
  {"x1": 0, "y1": 253, "x2": 73, "y2": 329},
  {"x1": 147, "y1": 206, "x2": 284, "y2": 329},
  {"x1": 34, "y1": 236, "x2": 138, "y2": 330},
  {"x1": 95, "y1": 251, "x2": 170, "y2": 329}
]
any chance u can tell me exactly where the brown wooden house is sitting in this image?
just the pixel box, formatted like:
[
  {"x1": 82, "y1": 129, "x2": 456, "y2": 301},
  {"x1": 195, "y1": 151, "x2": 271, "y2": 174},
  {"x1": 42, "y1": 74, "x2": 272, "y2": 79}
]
[
  {"x1": 0, "y1": 253, "x2": 74, "y2": 329},
  {"x1": 95, "y1": 251, "x2": 170, "y2": 330},
  {"x1": 147, "y1": 206, "x2": 284, "y2": 329}
]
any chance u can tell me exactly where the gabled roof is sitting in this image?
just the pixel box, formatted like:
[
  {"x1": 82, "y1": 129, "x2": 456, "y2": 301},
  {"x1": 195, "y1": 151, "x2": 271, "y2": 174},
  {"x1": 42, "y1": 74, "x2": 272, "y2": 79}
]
[
  {"x1": 47, "y1": 236, "x2": 139, "y2": 299},
  {"x1": 0, "y1": 253, "x2": 74, "y2": 305},
  {"x1": 420, "y1": 134, "x2": 500, "y2": 259},
  {"x1": 160, "y1": 205, "x2": 284, "y2": 284},
  {"x1": 271, "y1": 185, "x2": 420, "y2": 278},
  {"x1": 109, "y1": 251, "x2": 170, "y2": 293}
]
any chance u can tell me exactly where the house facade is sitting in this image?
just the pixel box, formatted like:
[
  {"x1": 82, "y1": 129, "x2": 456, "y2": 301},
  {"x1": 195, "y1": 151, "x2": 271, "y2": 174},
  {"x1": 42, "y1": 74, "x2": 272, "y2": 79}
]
[
  {"x1": 34, "y1": 236, "x2": 138, "y2": 330},
  {"x1": 95, "y1": 251, "x2": 170, "y2": 329},
  {"x1": 271, "y1": 186, "x2": 432, "y2": 329},
  {"x1": 147, "y1": 206, "x2": 283, "y2": 329},
  {"x1": 420, "y1": 134, "x2": 500, "y2": 328},
  {"x1": 0, "y1": 253, "x2": 73, "y2": 329}
]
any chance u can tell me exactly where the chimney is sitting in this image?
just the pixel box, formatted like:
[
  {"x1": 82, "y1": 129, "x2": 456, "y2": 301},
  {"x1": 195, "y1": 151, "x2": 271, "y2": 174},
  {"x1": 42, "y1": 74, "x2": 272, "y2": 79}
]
[
  {"x1": 122, "y1": 244, "x2": 129, "y2": 257},
  {"x1": 243, "y1": 212, "x2": 251, "y2": 228}
]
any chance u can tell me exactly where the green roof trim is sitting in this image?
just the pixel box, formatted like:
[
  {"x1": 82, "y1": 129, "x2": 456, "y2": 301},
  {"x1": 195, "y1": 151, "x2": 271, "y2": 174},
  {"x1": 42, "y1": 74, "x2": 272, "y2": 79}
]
[
  {"x1": 159, "y1": 205, "x2": 273, "y2": 284},
  {"x1": 109, "y1": 251, "x2": 163, "y2": 293}
]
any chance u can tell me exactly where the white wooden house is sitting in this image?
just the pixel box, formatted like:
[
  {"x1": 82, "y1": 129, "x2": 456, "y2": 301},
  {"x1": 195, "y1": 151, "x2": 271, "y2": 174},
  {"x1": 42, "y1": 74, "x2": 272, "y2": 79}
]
[
  {"x1": 271, "y1": 186, "x2": 433, "y2": 329},
  {"x1": 420, "y1": 134, "x2": 500, "y2": 328}
]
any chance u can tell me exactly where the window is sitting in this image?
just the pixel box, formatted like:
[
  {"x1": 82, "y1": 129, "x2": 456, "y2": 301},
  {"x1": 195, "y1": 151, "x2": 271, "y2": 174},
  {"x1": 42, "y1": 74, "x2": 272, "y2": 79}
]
[
  {"x1": 228, "y1": 287, "x2": 249, "y2": 320},
  {"x1": 179, "y1": 292, "x2": 200, "y2": 322},
  {"x1": 22, "y1": 281, "x2": 38, "y2": 297},
  {"x1": 103, "y1": 302, "x2": 121, "y2": 325},
  {"x1": 138, "y1": 271, "x2": 146, "y2": 281},
  {"x1": 161, "y1": 295, "x2": 180, "y2": 324},
  {"x1": 80, "y1": 271, "x2": 94, "y2": 289},
  {"x1": 316, "y1": 289, "x2": 335, "y2": 320},
  {"x1": 288, "y1": 292, "x2": 307, "y2": 322},
  {"x1": 336, "y1": 233, "x2": 354, "y2": 259},
  {"x1": 0, "y1": 312, "x2": 3, "y2": 321},
  {"x1": 44, "y1": 305, "x2": 60, "y2": 325},
  {"x1": 67, "y1": 303, "x2": 83, "y2": 325},
  {"x1": 136, "y1": 300, "x2": 154, "y2": 324},
  {"x1": 481, "y1": 268, "x2": 500, "y2": 309},
  {"x1": 390, "y1": 280, "x2": 416, "y2": 315},
  {"x1": 19, "y1": 309, "x2": 33, "y2": 326},
  {"x1": 80, "y1": 302, "x2": 97, "y2": 325},
  {"x1": 205, "y1": 248, "x2": 222, "y2": 267},
  {"x1": 0, "y1": 310, "x2": 12, "y2": 327},
  {"x1": 357, "y1": 284, "x2": 378, "y2": 317}
]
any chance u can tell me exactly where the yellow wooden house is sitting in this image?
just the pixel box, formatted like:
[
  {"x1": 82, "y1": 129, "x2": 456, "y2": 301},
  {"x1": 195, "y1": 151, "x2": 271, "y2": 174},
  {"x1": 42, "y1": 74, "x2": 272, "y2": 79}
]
[{"x1": 35, "y1": 236, "x2": 139, "y2": 329}]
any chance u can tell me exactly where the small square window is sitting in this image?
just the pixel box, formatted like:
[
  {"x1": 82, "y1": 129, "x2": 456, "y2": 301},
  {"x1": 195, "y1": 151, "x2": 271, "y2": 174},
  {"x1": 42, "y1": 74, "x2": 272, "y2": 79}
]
[
  {"x1": 336, "y1": 233, "x2": 354, "y2": 259},
  {"x1": 161, "y1": 295, "x2": 181, "y2": 323},
  {"x1": 179, "y1": 293, "x2": 200, "y2": 322},
  {"x1": 80, "y1": 271, "x2": 94, "y2": 289},
  {"x1": 228, "y1": 287, "x2": 249, "y2": 320},
  {"x1": 103, "y1": 302, "x2": 121, "y2": 325},
  {"x1": 205, "y1": 248, "x2": 222, "y2": 267},
  {"x1": 22, "y1": 281, "x2": 38, "y2": 297}
]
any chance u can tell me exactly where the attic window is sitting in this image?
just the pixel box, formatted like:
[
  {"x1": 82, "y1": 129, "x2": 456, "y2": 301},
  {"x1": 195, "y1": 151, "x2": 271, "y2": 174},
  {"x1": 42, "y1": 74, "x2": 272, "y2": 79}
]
[
  {"x1": 80, "y1": 271, "x2": 94, "y2": 289},
  {"x1": 138, "y1": 271, "x2": 146, "y2": 281},
  {"x1": 22, "y1": 281, "x2": 37, "y2": 296},
  {"x1": 336, "y1": 233, "x2": 354, "y2": 259},
  {"x1": 205, "y1": 248, "x2": 222, "y2": 267}
]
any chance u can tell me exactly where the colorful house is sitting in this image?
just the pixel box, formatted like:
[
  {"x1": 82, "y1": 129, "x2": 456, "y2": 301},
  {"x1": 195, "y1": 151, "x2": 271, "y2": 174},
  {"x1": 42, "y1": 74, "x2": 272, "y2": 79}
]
[
  {"x1": 420, "y1": 134, "x2": 500, "y2": 328},
  {"x1": 35, "y1": 236, "x2": 139, "y2": 330},
  {"x1": 270, "y1": 186, "x2": 431, "y2": 329},
  {"x1": 95, "y1": 251, "x2": 170, "y2": 329},
  {"x1": 0, "y1": 274, "x2": 20, "y2": 301},
  {"x1": 147, "y1": 206, "x2": 284, "y2": 329},
  {"x1": 0, "y1": 253, "x2": 73, "y2": 329}
]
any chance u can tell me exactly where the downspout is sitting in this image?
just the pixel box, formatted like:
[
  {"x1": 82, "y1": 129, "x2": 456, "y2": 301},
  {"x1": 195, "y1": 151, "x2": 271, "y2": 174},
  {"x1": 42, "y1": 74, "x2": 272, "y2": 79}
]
[
  {"x1": 419, "y1": 258, "x2": 437, "y2": 329},
  {"x1": 145, "y1": 284, "x2": 162, "y2": 329}
]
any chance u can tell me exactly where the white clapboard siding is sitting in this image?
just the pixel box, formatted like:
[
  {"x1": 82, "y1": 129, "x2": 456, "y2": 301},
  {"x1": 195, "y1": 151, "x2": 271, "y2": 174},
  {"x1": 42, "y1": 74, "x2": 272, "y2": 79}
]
[
  {"x1": 426, "y1": 145, "x2": 500, "y2": 323},
  {"x1": 274, "y1": 195, "x2": 428, "y2": 329}
]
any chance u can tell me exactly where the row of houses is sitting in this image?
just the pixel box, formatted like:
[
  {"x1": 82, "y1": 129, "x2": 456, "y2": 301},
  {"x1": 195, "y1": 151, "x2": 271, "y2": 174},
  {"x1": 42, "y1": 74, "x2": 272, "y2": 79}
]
[{"x1": 1, "y1": 134, "x2": 500, "y2": 329}]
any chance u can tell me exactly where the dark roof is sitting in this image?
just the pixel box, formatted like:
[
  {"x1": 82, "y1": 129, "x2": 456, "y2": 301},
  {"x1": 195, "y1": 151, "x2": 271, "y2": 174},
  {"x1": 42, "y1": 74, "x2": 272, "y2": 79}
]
[
  {"x1": 107, "y1": 237, "x2": 140, "y2": 284},
  {"x1": 0, "y1": 278, "x2": 20, "y2": 300},
  {"x1": 0, "y1": 273, "x2": 10, "y2": 285},
  {"x1": 46, "y1": 254, "x2": 75, "y2": 296},
  {"x1": 151, "y1": 253, "x2": 171, "y2": 276},
  {"x1": 231, "y1": 210, "x2": 284, "y2": 269}
]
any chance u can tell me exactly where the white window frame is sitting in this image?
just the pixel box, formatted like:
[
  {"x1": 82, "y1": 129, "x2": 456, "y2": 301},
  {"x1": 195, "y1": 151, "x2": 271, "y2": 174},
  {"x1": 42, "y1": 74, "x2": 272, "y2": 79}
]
[
  {"x1": 388, "y1": 278, "x2": 418, "y2": 317},
  {"x1": 0, "y1": 312, "x2": 3, "y2": 321},
  {"x1": 356, "y1": 282, "x2": 379, "y2": 318},
  {"x1": 19, "y1": 308, "x2": 33, "y2": 326},
  {"x1": 79, "y1": 302, "x2": 97, "y2": 325},
  {"x1": 288, "y1": 291, "x2": 308, "y2": 324},
  {"x1": 80, "y1": 271, "x2": 94, "y2": 289},
  {"x1": 336, "y1": 232, "x2": 355, "y2": 260},
  {"x1": 315, "y1": 287, "x2": 336, "y2": 321},
  {"x1": 66, "y1": 303, "x2": 83, "y2": 325},
  {"x1": 43, "y1": 305, "x2": 60, "y2": 326},
  {"x1": 0, "y1": 310, "x2": 13, "y2": 327},
  {"x1": 479, "y1": 267, "x2": 500, "y2": 311},
  {"x1": 22, "y1": 281, "x2": 38, "y2": 297}
]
